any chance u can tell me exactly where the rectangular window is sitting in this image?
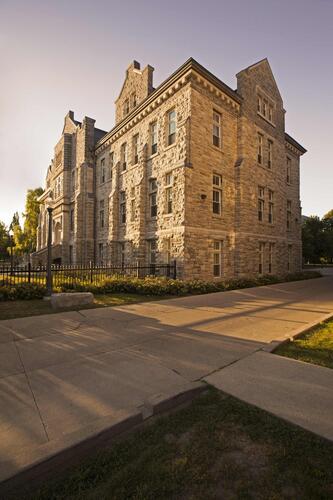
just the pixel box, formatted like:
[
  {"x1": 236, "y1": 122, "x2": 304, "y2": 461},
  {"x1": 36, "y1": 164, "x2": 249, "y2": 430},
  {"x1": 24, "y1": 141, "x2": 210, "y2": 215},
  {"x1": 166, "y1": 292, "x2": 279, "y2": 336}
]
[
  {"x1": 133, "y1": 134, "x2": 139, "y2": 164},
  {"x1": 148, "y1": 239, "x2": 157, "y2": 275},
  {"x1": 267, "y1": 140, "x2": 273, "y2": 169},
  {"x1": 99, "y1": 243, "x2": 104, "y2": 264},
  {"x1": 213, "y1": 111, "x2": 221, "y2": 147},
  {"x1": 287, "y1": 157, "x2": 291, "y2": 184},
  {"x1": 100, "y1": 158, "x2": 105, "y2": 184},
  {"x1": 70, "y1": 208, "x2": 74, "y2": 231},
  {"x1": 212, "y1": 174, "x2": 222, "y2": 215},
  {"x1": 109, "y1": 152, "x2": 114, "y2": 180},
  {"x1": 262, "y1": 100, "x2": 267, "y2": 118},
  {"x1": 71, "y1": 169, "x2": 76, "y2": 193},
  {"x1": 288, "y1": 244, "x2": 292, "y2": 271},
  {"x1": 268, "y1": 105, "x2": 273, "y2": 122},
  {"x1": 69, "y1": 245, "x2": 73, "y2": 265},
  {"x1": 287, "y1": 200, "x2": 292, "y2": 230},
  {"x1": 119, "y1": 242, "x2": 125, "y2": 268},
  {"x1": 257, "y1": 133, "x2": 263, "y2": 164},
  {"x1": 131, "y1": 93, "x2": 137, "y2": 108},
  {"x1": 257, "y1": 95, "x2": 262, "y2": 114},
  {"x1": 99, "y1": 199, "x2": 105, "y2": 228},
  {"x1": 150, "y1": 121, "x2": 158, "y2": 155},
  {"x1": 121, "y1": 143, "x2": 127, "y2": 171},
  {"x1": 213, "y1": 240, "x2": 223, "y2": 277},
  {"x1": 130, "y1": 187, "x2": 135, "y2": 222},
  {"x1": 165, "y1": 238, "x2": 171, "y2": 265},
  {"x1": 123, "y1": 98, "x2": 129, "y2": 116},
  {"x1": 268, "y1": 243, "x2": 274, "y2": 273},
  {"x1": 120, "y1": 191, "x2": 126, "y2": 224},
  {"x1": 268, "y1": 189, "x2": 274, "y2": 223},
  {"x1": 258, "y1": 186, "x2": 265, "y2": 221},
  {"x1": 167, "y1": 109, "x2": 176, "y2": 146},
  {"x1": 165, "y1": 173, "x2": 173, "y2": 214},
  {"x1": 259, "y1": 242, "x2": 265, "y2": 274},
  {"x1": 149, "y1": 178, "x2": 157, "y2": 218}
]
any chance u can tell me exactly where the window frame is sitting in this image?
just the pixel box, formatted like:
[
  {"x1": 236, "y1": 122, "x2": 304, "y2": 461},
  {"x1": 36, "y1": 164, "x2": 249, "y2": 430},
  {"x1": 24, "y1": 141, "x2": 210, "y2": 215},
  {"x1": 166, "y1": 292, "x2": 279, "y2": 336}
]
[
  {"x1": 213, "y1": 240, "x2": 223, "y2": 277},
  {"x1": 149, "y1": 178, "x2": 158, "y2": 218},
  {"x1": 132, "y1": 134, "x2": 139, "y2": 165},
  {"x1": 121, "y1": 143, "x2": 127, "y2": 171},
  {"x1": 212, "y1": 110, "x2": 222, "y2": 148},
  {"x1": 212, "y1": 174, "x2": 222, "y2": 215},
  {"x1": 167, "y1": 109, "x2": 176, "y2": 146},
  {"x1": 150, "y1": 121, "x2": 158, "y2": 155},
  {"x1": 258, "y1": 242, "x2": 265, "y2": 275},
  {"x1": 257, "y1": 133, "x2": 263, "y2": 165},
  {"x1": 267, "y1": 139, "x2": 273, "y2": 169},
  {"x1": 165, "y1": 173, "x2": 173, "y2": 214},
  {"x1": 268, "y1": 189, "x2": 274, "y2": 224},
  {"x1": 120, "y1": 191, "x2": 126, "y2": 224},
  {"x1": 258, "y1": 186, "x2": 265, "y2": 222}
]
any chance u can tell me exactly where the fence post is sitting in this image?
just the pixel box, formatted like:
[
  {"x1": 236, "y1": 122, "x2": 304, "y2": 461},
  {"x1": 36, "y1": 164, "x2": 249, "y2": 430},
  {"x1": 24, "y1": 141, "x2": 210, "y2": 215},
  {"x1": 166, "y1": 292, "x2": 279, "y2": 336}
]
[
  {"x1": 89, "y1": 261, "x2": 93, "y2": 283},
  {"x1": 173, "y1": 259, "x2": 177, "y2": 280},
  {"x1": 28, "y1": 262, "x2": 31, "y2": 283},
  {"x1": 136, "y1": 260, "x2": 139, "y2": 278}
]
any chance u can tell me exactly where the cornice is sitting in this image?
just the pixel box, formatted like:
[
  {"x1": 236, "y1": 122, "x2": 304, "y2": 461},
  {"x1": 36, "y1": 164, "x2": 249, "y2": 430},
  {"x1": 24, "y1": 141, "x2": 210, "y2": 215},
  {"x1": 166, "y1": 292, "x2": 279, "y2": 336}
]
[{"x1": 96, "y1": 58, "x2": 242, "y2": 154}]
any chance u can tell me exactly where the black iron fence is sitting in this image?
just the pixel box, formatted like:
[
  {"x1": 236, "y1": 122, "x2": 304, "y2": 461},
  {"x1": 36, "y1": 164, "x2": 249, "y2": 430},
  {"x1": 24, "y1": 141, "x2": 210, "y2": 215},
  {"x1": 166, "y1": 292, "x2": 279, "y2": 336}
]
[{"x1": 0, "y1": 261, "x2": 177, "y2": 287}]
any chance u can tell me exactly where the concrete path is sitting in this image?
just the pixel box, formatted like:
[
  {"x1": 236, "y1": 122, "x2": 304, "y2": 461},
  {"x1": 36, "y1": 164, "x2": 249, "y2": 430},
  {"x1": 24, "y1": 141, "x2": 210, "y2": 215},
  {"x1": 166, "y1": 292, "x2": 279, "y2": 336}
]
[{"x1": 1, "y1": 273, "x2": 333, "y2": 481}]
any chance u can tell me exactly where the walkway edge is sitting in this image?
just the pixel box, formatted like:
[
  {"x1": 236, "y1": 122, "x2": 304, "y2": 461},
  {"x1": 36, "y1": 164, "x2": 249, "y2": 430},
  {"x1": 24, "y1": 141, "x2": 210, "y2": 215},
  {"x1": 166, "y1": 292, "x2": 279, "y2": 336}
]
[
  {"x1": 0, "y1": 381, "x2": 206, "y2": 497},
  {"x1": 261, "y1": 311, "x2": 333, "y2": 353}
]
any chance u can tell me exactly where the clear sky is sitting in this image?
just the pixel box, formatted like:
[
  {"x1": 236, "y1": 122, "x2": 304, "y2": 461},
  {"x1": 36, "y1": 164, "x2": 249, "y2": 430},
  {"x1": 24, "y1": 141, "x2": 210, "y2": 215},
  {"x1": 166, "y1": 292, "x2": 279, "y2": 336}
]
[{"x1": 0, "y1": 0, "x2": 332, "y2": 227}]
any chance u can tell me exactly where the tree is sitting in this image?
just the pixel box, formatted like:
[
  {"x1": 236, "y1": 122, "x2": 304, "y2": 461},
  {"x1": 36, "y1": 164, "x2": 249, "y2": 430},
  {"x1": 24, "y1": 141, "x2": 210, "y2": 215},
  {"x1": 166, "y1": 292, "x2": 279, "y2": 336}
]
[
  {"x1": 22, "y1": 187, "x2": 44, "y2": 253},
  {"x1": 0, "y1": 221, "x2": 10, "y2": 260},
  {"x1": 323, "y1": 209, "x2": 333, "y2": 263},
  {"x1": 302, "y1": 216, "x2": 326, "y2": 264},
  {"x1": 9, "y1": 212, "x2": 25, "y2": 256}
]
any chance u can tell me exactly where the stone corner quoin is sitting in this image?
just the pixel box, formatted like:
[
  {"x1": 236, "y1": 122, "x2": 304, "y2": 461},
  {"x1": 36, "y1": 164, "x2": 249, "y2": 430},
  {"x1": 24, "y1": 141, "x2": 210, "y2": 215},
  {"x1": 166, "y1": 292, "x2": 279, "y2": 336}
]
[{"x1": 32, "y1": 57, "x2": 306, "y2": 281}]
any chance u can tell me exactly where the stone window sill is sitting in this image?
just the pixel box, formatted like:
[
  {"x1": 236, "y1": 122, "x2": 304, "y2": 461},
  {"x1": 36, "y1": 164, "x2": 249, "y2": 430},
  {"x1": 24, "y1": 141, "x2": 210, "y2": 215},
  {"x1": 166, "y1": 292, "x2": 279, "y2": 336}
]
[
  {"x1": 164, "y1": 143, "x2": 177, "y2": 153},
  {"x1": 148, "y1": 152, "x2": 159, "y2": 160},
  {"x1": 257, "y1": 112, "x2": 276, "y2": 127}
]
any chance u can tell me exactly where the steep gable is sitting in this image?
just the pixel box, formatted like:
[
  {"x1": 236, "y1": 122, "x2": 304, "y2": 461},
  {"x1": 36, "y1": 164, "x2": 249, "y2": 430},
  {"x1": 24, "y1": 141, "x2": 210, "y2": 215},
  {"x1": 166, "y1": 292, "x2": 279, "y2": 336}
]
[{"x1": 115, "y1": 61, "x2": 154, "y2": 124}]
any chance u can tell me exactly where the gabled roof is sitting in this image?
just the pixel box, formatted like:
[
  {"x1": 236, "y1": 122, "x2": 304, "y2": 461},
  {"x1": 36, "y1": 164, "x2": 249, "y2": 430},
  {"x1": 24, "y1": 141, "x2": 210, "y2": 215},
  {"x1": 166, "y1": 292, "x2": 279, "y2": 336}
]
[{"x1": 236, "y1": 58, "x2": 283, "y2": 102}]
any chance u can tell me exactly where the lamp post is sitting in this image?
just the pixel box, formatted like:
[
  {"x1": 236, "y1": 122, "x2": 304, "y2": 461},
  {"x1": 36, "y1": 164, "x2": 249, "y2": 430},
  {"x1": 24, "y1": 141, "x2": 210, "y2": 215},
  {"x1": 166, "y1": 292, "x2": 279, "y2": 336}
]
[
  {"x1": 9, "y1": 229, "x2": 14, "y2": 276},
  {"x1": 46, "y1": 196, "x2": 54, "y2": 297}
]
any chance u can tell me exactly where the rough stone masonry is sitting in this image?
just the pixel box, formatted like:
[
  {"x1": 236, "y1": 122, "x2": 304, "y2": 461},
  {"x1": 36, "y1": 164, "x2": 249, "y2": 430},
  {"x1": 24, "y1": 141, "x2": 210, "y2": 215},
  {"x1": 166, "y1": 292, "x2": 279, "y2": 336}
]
[{"x1": 32, "y1": 58, "x2": 306, "y2": 281}]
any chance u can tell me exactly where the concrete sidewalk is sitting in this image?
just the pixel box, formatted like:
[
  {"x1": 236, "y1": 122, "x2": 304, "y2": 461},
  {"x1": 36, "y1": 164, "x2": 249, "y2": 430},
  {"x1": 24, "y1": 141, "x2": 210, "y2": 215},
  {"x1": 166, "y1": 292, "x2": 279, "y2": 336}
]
[{"x1": 1, "y1": 274, "x2": 333, "y2": 482}]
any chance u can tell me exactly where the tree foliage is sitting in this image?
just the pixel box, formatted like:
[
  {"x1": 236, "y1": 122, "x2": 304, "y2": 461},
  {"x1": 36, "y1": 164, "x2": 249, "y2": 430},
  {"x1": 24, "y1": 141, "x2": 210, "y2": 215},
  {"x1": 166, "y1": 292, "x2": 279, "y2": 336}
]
[
  {"x1": 0, "y1": 221, "x2": 10, "y2": 260},
  {"x1": 302, "y1": 211, "x2": 333, "y2": 263}
]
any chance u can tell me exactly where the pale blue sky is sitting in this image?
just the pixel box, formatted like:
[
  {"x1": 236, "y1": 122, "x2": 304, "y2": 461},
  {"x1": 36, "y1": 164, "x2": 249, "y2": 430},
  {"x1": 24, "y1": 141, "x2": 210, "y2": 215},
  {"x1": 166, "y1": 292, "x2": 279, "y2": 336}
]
[{"x1": 0, "y1": 0, "x2": 332, "y2": 226}]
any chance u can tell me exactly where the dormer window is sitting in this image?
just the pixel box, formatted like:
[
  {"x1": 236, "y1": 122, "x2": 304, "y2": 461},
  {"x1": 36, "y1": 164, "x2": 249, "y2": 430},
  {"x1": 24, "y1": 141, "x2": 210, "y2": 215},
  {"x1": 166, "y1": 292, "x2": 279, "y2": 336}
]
[
  {"x1": 131, "y1": 93, "x2": 137, "y2": 108},
  {"x1": 257, "y1": 90, "x2": 274, "y2": 124},
  {"x1": 123, "y1": 98, "x2": 130, "y2": 117}
]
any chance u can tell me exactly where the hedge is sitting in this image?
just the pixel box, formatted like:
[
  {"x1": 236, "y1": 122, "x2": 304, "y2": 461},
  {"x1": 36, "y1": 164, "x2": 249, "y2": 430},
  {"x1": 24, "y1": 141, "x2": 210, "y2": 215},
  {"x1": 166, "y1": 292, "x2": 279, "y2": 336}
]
[{"x1": 0, "y1": 270, "x2": 321, "y2": 301}]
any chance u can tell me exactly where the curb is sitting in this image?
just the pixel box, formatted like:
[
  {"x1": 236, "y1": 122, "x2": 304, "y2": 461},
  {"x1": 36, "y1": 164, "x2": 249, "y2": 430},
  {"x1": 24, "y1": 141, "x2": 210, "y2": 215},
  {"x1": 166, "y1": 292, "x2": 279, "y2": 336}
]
[
  {"x1": 261, "y1": 312, "x2": 333, "y2": 353},
  {"x1": 0, "y1": 381, "x2": 206, "y2": 498}
]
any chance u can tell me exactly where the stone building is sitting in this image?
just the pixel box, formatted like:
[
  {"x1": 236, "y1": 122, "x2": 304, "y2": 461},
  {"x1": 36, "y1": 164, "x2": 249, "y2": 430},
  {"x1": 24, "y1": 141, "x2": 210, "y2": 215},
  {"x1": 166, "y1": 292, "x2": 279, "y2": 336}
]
[{"x1": 33, "y1": 58, "x2": 306, "y2": 280}]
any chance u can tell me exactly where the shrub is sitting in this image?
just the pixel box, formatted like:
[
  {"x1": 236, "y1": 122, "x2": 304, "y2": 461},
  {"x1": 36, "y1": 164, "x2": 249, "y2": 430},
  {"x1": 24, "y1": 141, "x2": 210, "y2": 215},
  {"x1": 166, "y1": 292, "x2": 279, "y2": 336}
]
[{"x1": 0, "y1": 283, "x2": 46, "y2": 301}]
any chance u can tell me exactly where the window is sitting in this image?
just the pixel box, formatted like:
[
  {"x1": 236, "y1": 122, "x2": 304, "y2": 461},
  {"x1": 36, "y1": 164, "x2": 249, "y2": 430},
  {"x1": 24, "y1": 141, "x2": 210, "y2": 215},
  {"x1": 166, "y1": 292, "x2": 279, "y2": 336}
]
[
  {"x1": 257, "y1": 133, "x2": 263, "y2": 164},
  {"x1": 262, "y1": 100, "x2": 267, "y2": 118},
  {"x1": 165, "y1": 238, "x2": 171, "y2": 265},
  {"x1": 213, "y1": 241, "x2": 223, "y2": 277},
  {"x1": 268, "y1": 243, "x2": 274, "y2": 273},
  {"x1": 150, "y1": 121, "x2": 158, "y2": 155},
  {"x1": 213, "y1": 111, "x2": 221, "y2": 147},
  {"x1": 268, "y1": 190, "x2": 274, "y2": 223},
  {"x1": 149, "y1": 178, "x2": 157, "y2": 217},
  {"x1": 131, "y1": 93, "x2": 137, "y2": 108},
  {"x1": 165, "y1": 173, "x2": 173, "y2": 214},
  {"x1": 109, "y1": 152, "x2": 114, "y2": 181},
  {"x1": 133, "y1": 134, "x2": 139, "y2": 164},
  {"x1": 258, "y1": 186, "x2": 265, "y2": 221},
  {"x1": 120, "y1": 191, "x2": 126, "y2": 224},
  {"x1": 70, "y1": 209, "x2": 74, "y2": 231},
  {"x1": 268, "y1": 105, "x2": 273, "y2": 123},
  {"x1": 257, "y1": 95, "x2": 262, "y2": 114},
  {"x1": 212, "y1": 174, "x2": 222, "y2": 215},
  {"x1": 119, "y1": 242, "x2": 125, "y2": 268},
  {"x1": 130, "y1": 187, "x2": 136, "y2": 222},
  {"x1": 148, "y1": 239, "x2": 157, "y2": 269},
  {"x1": 123, "y1": 98, "x2": 129, "y2": 116},
  {"x1": 69, "y1": 245, "x2": 73, "y2": 265},
  {"x1": 55, "y1": 175, "x2": 62, "y2": 198},
  {"x1": 287, "y1": 200, "x2": 292, "y2": 230},
  {"x1": 287, "y1": 157, "x2": 291, "y2": 184},
  {"x1": 267, "y1": 140, "x2": 273, "y2": 169},
  {"x1": 167, "y1": 109, "x2": 176, "y2": 146},
  {"x1": 71, "y1": 169, "x2": 76, "y2": 193},
  {"x1": 288, "y1": 244, "x2": 292, "y2": 271},
  {"x1": 259, "y1": 242, "x2": 265, "y2": 274},
  {"x1": 99, "y1": 199, "x2": 105, "y2": 228},
  {"x1": 100, "y1": 158, "x2": 105, "y2": 184},
  {"x1": 121, "y1": 143, "x2": 127, "y2": 171},
  {"x1": 99, "y1": 243, "x2": 104, "y2": 264}
]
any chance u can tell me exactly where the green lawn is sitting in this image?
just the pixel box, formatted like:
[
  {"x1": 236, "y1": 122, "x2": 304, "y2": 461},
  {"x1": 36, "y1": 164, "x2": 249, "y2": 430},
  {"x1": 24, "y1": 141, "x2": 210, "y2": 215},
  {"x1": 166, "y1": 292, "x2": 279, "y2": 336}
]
[
  {"x1": 27, "y1": 388, "x2": 333, "y2": 500},
  {"x1": 0, "y1": 294, "x2": 168, "y2": 320},
  {"x1": 275, "y1": 319, "x2": 333, "y2": 369}
]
